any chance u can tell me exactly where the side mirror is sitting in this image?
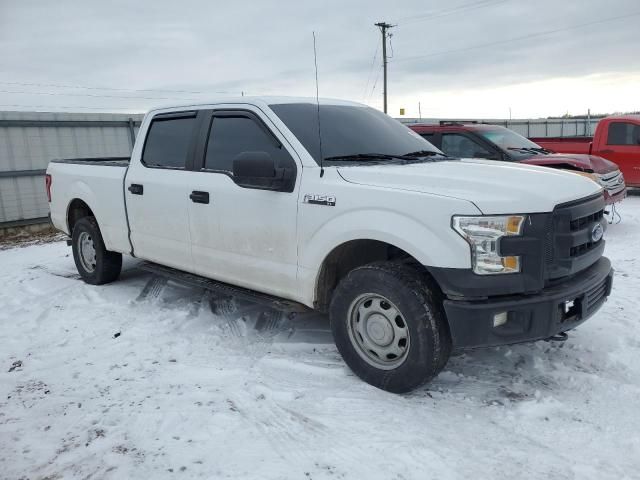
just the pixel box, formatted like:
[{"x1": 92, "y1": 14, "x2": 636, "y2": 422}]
[{"x1": 232, "y1": 152, "x2": 294, "y2": 192}]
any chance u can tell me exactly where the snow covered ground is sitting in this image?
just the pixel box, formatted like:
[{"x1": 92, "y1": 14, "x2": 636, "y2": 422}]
[{"x1": 1, "y1": 197, "x2": 640, "y2": 480}]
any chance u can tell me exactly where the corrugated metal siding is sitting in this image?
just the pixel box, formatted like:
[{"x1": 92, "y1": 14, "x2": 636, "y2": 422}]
[
  {"x1": 400, "y1": 117, "x2": 600, "y2": 138},
  {"x1": 0, "y1": 111, "x2": 143, "y2": 225}
]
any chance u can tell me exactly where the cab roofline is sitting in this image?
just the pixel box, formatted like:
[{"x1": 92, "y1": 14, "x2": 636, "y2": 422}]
[{"x1": 146, "y1": 96, "x2": 367, "y2": 115}]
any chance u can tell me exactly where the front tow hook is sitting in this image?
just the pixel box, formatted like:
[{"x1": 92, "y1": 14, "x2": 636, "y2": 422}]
[{"x1": 546, "y1": 332, "x2": 569, "y2": 342}]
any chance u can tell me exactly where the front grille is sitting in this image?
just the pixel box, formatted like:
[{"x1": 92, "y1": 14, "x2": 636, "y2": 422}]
[
  {"x1": 570, "y1": 241, "x2": 597, "y2": 257},
  {"x1": 544, "y1": 215, "x2": 554, "y2": 265},
  {"x1": 545, "y1": 194, "x2": 606, "y2": 280},
  {"x1": 599, "y1": 170, "x2": 625, "y2": 195},
  {"x1": 585, "y1": 275, "x2": 609, "y2": 314},
  {"x1": 570, "y1": 210, "x2": 604, "y2": 231},
  {"x1": 568, "y1": 209, "x2": 604, "y2": 258}
]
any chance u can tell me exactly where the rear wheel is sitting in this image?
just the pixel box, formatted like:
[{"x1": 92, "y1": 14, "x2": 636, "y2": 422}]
[
  {"x1": 329, "y1": 262, "x2": 451, "y2": 393},
  {"x1": 72, "y1": 217, "x2": 122, "y2": 285}
]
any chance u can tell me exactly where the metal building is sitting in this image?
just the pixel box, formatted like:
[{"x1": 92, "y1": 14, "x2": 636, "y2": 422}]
[
  {"x1": 0, "y1": 111, "x2": 143, "y2": 228},
  {"x1": 399, "y1": 117, "x2": 600, "y2": 138}
]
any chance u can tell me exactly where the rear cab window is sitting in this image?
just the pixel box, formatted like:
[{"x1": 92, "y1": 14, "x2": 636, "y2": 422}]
[
  {"x1": 607, "y1": 122, "x2": 640, "y2": 146},
  {"x1": 142, "y1": 112, "x2": 197, "y2": 168}
]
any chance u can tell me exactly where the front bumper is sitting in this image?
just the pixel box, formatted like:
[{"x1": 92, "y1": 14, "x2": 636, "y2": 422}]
[
  {"x1": 604, "y1": 187, "x2": 627, "y2": 205},
  {"x1": 443, "y1": 257, "x2": 613, "y2": 348}
]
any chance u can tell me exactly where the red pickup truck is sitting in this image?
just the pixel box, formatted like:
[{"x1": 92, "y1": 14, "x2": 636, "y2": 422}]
[
  {"x1": 410, "y1": 122, "x2": 627, "y2": 205},
  {"x1": 531, "y1": 115, "x2": 640, "y2": 188}
]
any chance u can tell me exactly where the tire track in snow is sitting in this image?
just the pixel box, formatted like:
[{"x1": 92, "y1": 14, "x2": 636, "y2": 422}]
[
  {"x1": 230, "y1": 393, "x2": 369, "y2": 475},
  {"x1": 135, "y1": 276, "x2": 168, "y2": 302}
]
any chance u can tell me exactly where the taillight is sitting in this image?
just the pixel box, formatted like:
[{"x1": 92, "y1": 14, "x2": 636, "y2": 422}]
[{"x1": 45, "y1": 174, "x2": 52, "y2": 202}]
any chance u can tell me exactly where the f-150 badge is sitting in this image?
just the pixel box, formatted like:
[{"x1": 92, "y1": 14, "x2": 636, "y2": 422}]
[{"x1": 304, "y1": 194, "x2": 336, "y2": 206}]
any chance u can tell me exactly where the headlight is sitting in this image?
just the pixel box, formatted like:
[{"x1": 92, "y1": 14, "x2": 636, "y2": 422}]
[{"x1": 452, "y1": 215, "x2": 525, "y2": 275}]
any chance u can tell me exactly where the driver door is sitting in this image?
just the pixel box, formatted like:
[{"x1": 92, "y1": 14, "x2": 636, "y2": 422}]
[{"x1": 187, "y1": 108, "x2": 300, "y2": 298}]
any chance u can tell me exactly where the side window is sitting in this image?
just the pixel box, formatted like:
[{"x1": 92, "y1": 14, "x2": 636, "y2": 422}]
[
  {"x1": 441, "y1": 133, "x2": 492, "y2": 158},
  {"x1": 607, "y1": 122, "x2": 640, "y2": 145},
  {"x1": 205, "y1": 115, "x2": 292, "y2": 172},
  {"x1": 142, "y1": 116, "x2": 197, "y2": 168},
  {"x1": 420, "y1": 133, "x2": 436, "y2": 143}
]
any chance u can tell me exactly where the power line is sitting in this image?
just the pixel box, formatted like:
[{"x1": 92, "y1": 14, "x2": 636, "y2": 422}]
[
  {"x1": 395, "y1": 0, "x2": 509, "y2": 25},
  {"x1": 394, "y1": 11, "x2": 640, "y2": 63},
  {"x1": 0, "y1": 88, "x2": 203, "y2": 101},
  {"x1": 0, "y1": 103, "x2": 143, "y2": 111},
  {"x1": 361, "y1": 41, "x2": 379, "y2": 102},
  {"x1": 0, "y1": 80, "x2": 238, "y2": 96},
  {"x1": 367, "y1": 63, "x2": 382, "y2": 106}
]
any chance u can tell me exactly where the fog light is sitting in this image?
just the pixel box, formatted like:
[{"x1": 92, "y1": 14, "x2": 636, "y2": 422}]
[{"x1": 493, "y1": 311, "x2": 508, "y2": 328}]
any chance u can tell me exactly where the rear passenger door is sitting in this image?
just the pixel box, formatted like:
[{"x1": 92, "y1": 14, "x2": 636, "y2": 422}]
[
  {"x1": 187, "y1": 108, "x2": 300, "y2": 298},
  {"x1": 125, "y1": 111, "x2": 200, "y2": 271}
]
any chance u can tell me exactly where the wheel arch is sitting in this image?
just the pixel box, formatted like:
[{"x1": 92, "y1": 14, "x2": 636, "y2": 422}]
[
  {"x1": 313, "y1": 238, "x2": 441, "y2": 313},
  {"x1": 66, "y1": 198, "x2": 96, "y2": 235}
]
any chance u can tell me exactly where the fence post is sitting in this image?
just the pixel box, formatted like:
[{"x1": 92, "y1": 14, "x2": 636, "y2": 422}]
[{"x1": 127, "y1": 118, "x2": 136, "y2": 151}]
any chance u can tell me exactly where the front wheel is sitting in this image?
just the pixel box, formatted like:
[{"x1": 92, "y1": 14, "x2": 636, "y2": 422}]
[
  {"x1": 72, "y1": 217, "x2": 122, "y2": 285},
  {"x1": 329, "y1": 262, "x2": 451, "y2": 393}
]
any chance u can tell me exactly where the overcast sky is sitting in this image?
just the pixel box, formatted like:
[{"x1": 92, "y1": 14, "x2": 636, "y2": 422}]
[{"x1": 1, "y1": 0, "x2": 638, "y2": 118}]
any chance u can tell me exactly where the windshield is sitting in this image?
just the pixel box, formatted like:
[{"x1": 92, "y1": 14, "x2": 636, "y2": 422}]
[
  {"x1": 269, "y1": 103, "x2": 443, "y2": 164},
  {"x1": 477, "y1": 127, "x2": 542, "y2": 156}
]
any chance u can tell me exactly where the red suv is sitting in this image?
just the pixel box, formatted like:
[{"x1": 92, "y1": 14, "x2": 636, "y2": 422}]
[{"x1": 409, "y1": 122, "x2": 626, "y2": 205}]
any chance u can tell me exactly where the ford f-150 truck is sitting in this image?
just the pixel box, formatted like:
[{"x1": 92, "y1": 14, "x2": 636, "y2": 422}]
[
  {"x1": 409, "y1": 122, "x2": 626, "y2": 204},
  {"x1": 46, "y1": 97, "x2": 613, "y2": 393},
  {"x1": 531, "y1": 115, "x2": 640, "y2": 188}
]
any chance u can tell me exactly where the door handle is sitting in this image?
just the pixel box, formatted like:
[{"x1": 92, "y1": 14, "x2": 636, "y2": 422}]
[
  {"x1": 128, "y1": 184, "x2": 143, "y2": 195},
  {"x1": 600, "y1": 149, "x2": 614, "y2": 155},
  {"x1": 189, "y1": 191, "x2": 210, "y2": 204}
]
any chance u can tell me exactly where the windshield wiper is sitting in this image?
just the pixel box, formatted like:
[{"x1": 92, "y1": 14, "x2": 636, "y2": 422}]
[
  {"x1": 324, "y1": 151, "x2": 447, "y2": 163},
  {"x1": 403, "y1": 150, "x2": 447, "y2": 158},
  {"x1": 324, "y1": 153, "x2": 414, "y2": 162},
  {"x1": 531, "y1": 147, "x2": 553, "y2": 154},
  {"x1": 507, "y1": 147, "x2": 541, "y2": 155}
]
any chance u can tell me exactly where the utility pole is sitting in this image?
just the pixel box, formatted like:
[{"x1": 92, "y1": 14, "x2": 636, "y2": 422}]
[{"x1": 375, "y1": 22, "x2": 393, "y2": 113}]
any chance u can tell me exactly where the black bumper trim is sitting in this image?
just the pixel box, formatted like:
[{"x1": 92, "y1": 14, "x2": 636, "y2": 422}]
[{"x1": 443, "y1": 257, "x2": 613, "y2": 349}]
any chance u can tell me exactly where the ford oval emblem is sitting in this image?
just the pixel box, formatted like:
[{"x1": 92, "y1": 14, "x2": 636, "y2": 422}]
[{"x1": 591, "y1": 223, "x2": 604, "y2": 242}]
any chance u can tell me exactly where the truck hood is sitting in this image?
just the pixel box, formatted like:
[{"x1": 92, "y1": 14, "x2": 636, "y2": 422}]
[
  {"x1": 337, "y1": 159, "x2": 602, "y2": 214},
  {"x1": 521, "y1": 153, "x2": 619, "y2": 174}
]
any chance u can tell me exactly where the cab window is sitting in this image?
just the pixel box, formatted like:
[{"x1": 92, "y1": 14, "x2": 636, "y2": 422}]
[
  {"x1": 441, "y1": 133, "x2": 492, "y2": 158},
  {"x1": 204, "y1": 115, "x2": 292, "y2": 173},
  {"x1": 142, "y1": 115, "x2": 197, "y2": 168},
  {"x1": 607, "y1": 122, "x2": 640, "y2": 145}
]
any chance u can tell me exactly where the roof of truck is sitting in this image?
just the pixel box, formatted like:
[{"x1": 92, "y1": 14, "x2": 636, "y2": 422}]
[
  {"x1": 147, "y1": 96, "x2": 365, "y2": 114},
  {"x1": 605, "y1": 114, "x2": 640, "y2": 122},
  {"x1": 408, "y1": 122, "x2": 505, "y2": 133}
]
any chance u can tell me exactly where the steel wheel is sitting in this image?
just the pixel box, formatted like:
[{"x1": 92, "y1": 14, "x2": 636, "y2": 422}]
[
  {"x1": 78, "y1": 231, "x2": 97, "y2": 273},
  {"x1": 347, "y1": 293, "x2": 410, "y2": 370}
]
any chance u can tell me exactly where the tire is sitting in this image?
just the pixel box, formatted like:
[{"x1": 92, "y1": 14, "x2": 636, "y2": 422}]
[
  {"x1": 329, "y1": 262, "x2": 451, "y2": 393},
  {"x1": 71, "y1": 216, "x2": 122, "y2": 285}
]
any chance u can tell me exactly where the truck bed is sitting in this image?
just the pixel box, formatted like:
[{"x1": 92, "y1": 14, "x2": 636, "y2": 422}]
[
  {"x1": 51, "y1": 157, "x2": 130, "y2": 167},
  {"x1": 530, "y1": 137, "x2": 592, "y2": 155},
  {"x1": 47, "y1": 157, "x2": 131, "y2": 254}
]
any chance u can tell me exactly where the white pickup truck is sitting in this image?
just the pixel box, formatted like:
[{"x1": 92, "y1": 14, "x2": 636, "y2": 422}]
[{"x1": 47, "y1": 97, "x2": 613, "y2": 393}]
